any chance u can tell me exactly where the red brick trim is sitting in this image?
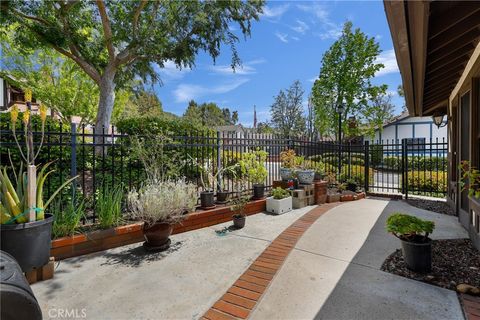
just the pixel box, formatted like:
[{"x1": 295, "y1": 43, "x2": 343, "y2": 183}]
[
  {"x1": 460, "y1": 294, "x2": 480, "y2": 320},
  {"x1": 202, "y1": 203, "x2": 340, "y2": 320},
  {"x1": 51, "y1": 199, "x2": 266, "y2": 260}
]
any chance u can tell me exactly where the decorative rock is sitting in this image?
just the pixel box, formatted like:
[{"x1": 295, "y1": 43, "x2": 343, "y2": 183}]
[{"x1": 457, "y1": 284, "x2": 480, "y2": 295}]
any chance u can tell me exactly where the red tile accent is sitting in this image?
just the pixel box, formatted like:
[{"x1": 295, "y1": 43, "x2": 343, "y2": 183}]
[
  {"x1": 461, "y1": 294, "x2": 480, "y2": 320},
  {"x1": 203, "y1": 203, "x2": 339, "y2": 319}
]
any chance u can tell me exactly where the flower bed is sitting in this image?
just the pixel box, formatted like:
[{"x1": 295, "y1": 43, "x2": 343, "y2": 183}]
[{"x1": 51, "y1": 199, "x2": 266, "y2": 260}]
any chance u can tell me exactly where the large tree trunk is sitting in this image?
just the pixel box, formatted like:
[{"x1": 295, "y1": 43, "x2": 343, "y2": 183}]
[{"x1": 94, "y1": 70, "x2": 116, "y2": 155}]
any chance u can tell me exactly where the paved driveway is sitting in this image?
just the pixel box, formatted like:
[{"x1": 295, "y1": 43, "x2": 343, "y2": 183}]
[{"x1": 251, "y1": 198, "x2": 468, "y2": 320}]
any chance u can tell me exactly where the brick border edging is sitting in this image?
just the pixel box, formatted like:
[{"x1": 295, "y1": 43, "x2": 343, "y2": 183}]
[
  {"x1": 51, "y1": 199, "x2": 266, "y2": 260},
  {"x1": 202, "y1": 202, "x2": 341, "y2": 320},
  {"x1": 460, "y1": 294, "x2": 480, "y2": 320}
]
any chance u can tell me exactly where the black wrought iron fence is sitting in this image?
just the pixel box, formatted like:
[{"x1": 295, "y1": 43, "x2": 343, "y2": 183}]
[{"x1": 0, "y1": 120, "x2": 449, "y2": 222}]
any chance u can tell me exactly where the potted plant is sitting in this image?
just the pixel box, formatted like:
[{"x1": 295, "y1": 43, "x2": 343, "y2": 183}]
[
  {"x1": 230, "y1": 191, "x2": 250, "y2": 229},
  {"x1": 1, "y1": 101, "x2": 77, "y2": 272},
  {"x1": 127, "y1": 178, "x2": 197, "y2": 251},
  {"x1": 280, "y1": 149, "x2": 296, "y2": 181},
  {"x1": 295, "y1": 156, "x2": 315, "y2": 185},
  {"x1": 386, "y1": 213, "x2": 435, "y2": 273},
  {"x1": 239, "y1": 149, "x2": 268, "y2": 199},
  {"x1": 346, "y1": 179, "x2": 358, "y2": 192},
  {"x1": 313, "y1": 161, "x2": 326, "y2": 181},
  {"x1": 266, "y1": 187, "x2": 292, "y2": 215}
]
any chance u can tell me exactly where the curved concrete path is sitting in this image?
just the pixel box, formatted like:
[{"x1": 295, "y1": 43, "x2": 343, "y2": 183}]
[{"x1": 251, "y1": 198, "x2": 468, "y2": 320}]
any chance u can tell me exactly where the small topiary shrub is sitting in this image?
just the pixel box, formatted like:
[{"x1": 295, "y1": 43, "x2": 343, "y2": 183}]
[
  {"x1": 271, "y1": 187, "x2": 290, "y2": 199},
  {"x1": 386, "y1": 213, "x2": 435, "y2": 243}
]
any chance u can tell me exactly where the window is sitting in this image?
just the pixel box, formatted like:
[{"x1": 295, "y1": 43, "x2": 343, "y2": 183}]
[{"x1": 404, "y1": 137, "x2": 426, "y2": 152}]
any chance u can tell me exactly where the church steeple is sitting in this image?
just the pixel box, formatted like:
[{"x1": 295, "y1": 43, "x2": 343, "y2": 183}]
[{"x1": 253, "y1": 105, "x2": 257, "y2": 129}]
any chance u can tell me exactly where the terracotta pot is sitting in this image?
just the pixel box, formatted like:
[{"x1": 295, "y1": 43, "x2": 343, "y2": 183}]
[
  {"x1": 233, "y1": 214, "x2": 246, "y2": 229},
  {"x1": 143, "y1": 222, "x2": 173, "y2": 248}
]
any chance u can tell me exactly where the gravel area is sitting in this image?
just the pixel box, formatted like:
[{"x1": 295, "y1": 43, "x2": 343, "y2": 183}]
[
  {"x1": 381, "y1": 239, "x2": 480, "y2": 291},
  {"x1": 405, "y1": 198, "x2": 455, "y2": 216}
]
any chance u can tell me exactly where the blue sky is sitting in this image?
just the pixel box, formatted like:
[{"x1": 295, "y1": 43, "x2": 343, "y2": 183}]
[{"x1": 154, "y1": 1, "x2": 403, "y2": 127}]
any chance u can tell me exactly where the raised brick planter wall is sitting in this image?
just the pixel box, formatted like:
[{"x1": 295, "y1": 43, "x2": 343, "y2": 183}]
[
  {"x1": 461, "y1": 294, "x2": 480, "y2": 320},
  {"x1": 51, "y1": 199, "x2": 266, "y2": 260}
]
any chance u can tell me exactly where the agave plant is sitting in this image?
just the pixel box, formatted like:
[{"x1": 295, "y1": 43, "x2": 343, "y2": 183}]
[
  {"x1": 0, "y1": 93, "x2": 77, "y2": 224},
  {"x1": 0, "y1": 162, "x2": 77, "y2": 224}
]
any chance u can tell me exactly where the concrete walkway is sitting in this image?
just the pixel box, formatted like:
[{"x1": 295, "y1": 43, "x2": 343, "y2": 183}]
[
  {"x1": 32, "y1": 206, "x2": 316, "y2": 320},
  {"x1": 251, "y1": 198, "x2": 468, "y2": 320},
  {"x1": 32, "y1": 199, "x2": 469, "y2": 320}
]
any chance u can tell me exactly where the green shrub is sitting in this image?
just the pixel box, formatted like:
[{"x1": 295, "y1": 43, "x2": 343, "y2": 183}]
[
  {"x1": 271, "y1": 187, "x2": 290, "y2": 199},
  {"x1": 386, "y1": 213, "x2": 435, "y2": 242},
  {"x1": 407, "y1": 171, "x2": 446, "y2": 194},
  {"x1": 97, "y1": 184, "x2": 124, "y2": 229},
  {"x1": 370, "y1": 144, "x2": 383, "y2": 167},
  {"x1": 52, "y1": 199, "x2": 85, "y2": 239},
  {"x1": 116, "y1": 115, "x2": 206, "y2": 136},
  {"x1": 383, "y1": 156, "x2": 447, "y2": 171}
]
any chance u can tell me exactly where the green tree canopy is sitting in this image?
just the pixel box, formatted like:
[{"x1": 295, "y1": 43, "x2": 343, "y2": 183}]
[
  {"x1": 311, "y1": 21, "x2": 387, "y2": 140},
  {"x1": 270, "y1": 80, "x2": 306, "y2": 138},
  {"x1": 183, "y1": 100, "x2": 239, "y2": 128},
  {"x1": 0, "y1": 0, "x2": 264, "y2": 133}
]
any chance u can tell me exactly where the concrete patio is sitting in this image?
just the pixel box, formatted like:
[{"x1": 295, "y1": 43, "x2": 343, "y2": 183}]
[{"x1": 32, "y1": 198, "x2": 468, "y2": 320}]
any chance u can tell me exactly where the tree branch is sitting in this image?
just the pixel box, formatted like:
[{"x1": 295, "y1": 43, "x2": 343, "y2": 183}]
[
  {"x1": 10, "y1": 8, "x2": 51, "y2": 26},
  {"x1": 96, "y1": 0, "x2": 115, "y2": 60},
  {"x1": 132, "y1": 0, "x2": 147, "y2": 38}
]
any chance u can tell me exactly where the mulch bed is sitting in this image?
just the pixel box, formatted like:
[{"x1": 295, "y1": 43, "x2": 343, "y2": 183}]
[
  {"x1": 381, "y1": 239, "x2": 480, "y2": 291},
  {"x1": 405, "y1": 198, "x2": 455, "y2": 216}
]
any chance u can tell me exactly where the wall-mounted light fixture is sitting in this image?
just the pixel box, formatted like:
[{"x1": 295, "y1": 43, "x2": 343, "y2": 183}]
[{"x1": 432, "y1": 112, "x2": 447, "y2": 129}]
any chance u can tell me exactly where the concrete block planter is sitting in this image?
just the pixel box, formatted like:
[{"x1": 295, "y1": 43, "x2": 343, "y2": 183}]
[
  {"x1": 51, "y1": 199, "x2": 266, "y2": 260},
  {"x1": 327, "y1": 193, "x2": 341, "y2": 203},
  {"x1": 266, "y1": 196, "x2": 292, "y2": 215}
]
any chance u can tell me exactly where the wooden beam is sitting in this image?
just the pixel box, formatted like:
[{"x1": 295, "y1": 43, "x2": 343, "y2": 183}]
[
  {"x1": 425, "y1": 64, "x2": 465, "y2": 85},
  {"x1": 426, "y1": 51, "x2": 472, "y2": 75},
  {"x1": 428, "y1": 12, "x2": 480, "y2": 54},
  {"x1": 384, "y1": 0, "x2": 417, "y2": 116},
  {"x1": 429, "y1": 2, "x2": 480, "y2": 39},
  {"x1": 424, "y1": 87, "x2": 454, "y2": 103},
  {"x1": 427, "y1": 41, "x2": 475, "y2": 66},
  {"x1": 407, "y1": 0, "x2": 429, "y2": 116},
  {"x1": 423, "y1": 99, "x2": 448, "y2": 115},
  {"x1": 425, "y1": 77, "x2": 459, "y2": 92},
  {"x1": 427, "y1": 44, "x2": 474, "y2": 70}
]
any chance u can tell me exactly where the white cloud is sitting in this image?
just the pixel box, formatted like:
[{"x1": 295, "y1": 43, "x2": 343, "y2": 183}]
[
  {"x1": 291, "y1": 36, "x2": 300, "y2": 41},
  {"x1": 275, "y1": 32, "x2": 289, "y2": 43},
  {"x1": 308, "y1": 76, "x2": 319, "y2": 83},
  {"x1": 262, "y1": 4, "x2": 290, "y2": 19},
  {"x1": 298, "y1": 3, "x2": 342, "y2": 40},
  {"x1": 375, "y1": 49, "x2": 399, "y2": 76},
  {"x1": 291, "y1": 19, "x2": 309, "y2": 34},
  {"x1": 208, "y1": 59, "x2": 266, "y2": 76},
  {"x1": 173, "y1": 78, "x2": 250, "y2": 103},
  {"x1": 155, "y1": 60, "x2": 191, "y2": 82}
]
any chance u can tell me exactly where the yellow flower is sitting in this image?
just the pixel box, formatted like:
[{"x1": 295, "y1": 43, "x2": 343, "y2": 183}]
[
  {"x1": 22, "y1": 110, "x2": 30, "y2": 125},
  {"x1": 24, "y1": 89, "x2": 32, "y2": 103},
  {"x1": 10, "y1": 105, "x2": 19, "y2": 126},
  {"x1": 39, "y1": 104, "x2": 47, "y2": 123}
]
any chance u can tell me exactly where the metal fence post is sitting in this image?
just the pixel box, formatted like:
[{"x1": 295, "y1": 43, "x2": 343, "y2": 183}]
[
  {"x1": 364, "y1": 141, "x2": 369, "y2": 192},
  {"x1": 402, "y1": 139, "x2": 408, "y2": 199},
  {"x1": 216, "y1": 131, "x2": 222, "y2": 191},
  {"x1": 70, "y1": 122, "x2": 77, "y2": 200}
]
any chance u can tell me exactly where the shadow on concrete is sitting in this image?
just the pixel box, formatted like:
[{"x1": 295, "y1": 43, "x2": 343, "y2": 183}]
[
  {"x1": 312, "y1": 199, "x2": 464, "y2": 320},
  {"x1": 100, "y1": 241, "x2": 183, "y2": 268}
]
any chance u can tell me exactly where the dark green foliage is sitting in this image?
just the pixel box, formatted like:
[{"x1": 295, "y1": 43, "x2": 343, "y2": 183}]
[
  {"x1": 386, "y1": 213, "x2": 435, "y2": 242},
  {"x1": 369, "y1": 144, "x2": 383, "y2": 167}
]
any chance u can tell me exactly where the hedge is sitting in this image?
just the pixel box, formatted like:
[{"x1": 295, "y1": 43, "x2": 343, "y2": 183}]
[
  {"x1": 407, "y1": 171, "x2": 447, "y2": 195},
  {"x1": 383, "y1": 156, "x2": 447, "y2": 171}
]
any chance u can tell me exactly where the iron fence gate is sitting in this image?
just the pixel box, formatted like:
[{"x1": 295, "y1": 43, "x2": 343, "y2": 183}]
[{"x1": 0, "y1": 119, "x2": 448, "y2": 222}]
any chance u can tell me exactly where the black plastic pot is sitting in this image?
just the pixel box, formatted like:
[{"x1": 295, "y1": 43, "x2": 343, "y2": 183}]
[
  {"x1": 233, "y1": 214, "x2": 246, "y2": 229},
  {"x1": 0, "y1": 214, "x2": 53, "y2": 273},
  {"x1": 200, "y1": 191, "x2": 215, "y2": 208},
  {"x1": 346, "y1": 182, "x2": 358, "y2": 192},
  {"x1": 401, "y1": 237, "x2": 432, "y2": 273},
  {"x1": 216, "y1": 191, "x2": 229, "y2": 204},
  {"x1": 252, "y1": 184, "x2": 265, "y2": 199}
]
